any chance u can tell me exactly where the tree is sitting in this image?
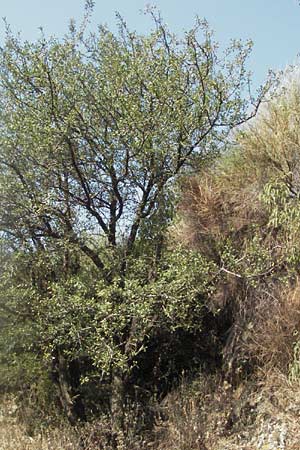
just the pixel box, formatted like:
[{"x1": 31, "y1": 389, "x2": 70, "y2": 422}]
[{"x1": 0, "y1": 6, "x2": 267, "y2": 428}]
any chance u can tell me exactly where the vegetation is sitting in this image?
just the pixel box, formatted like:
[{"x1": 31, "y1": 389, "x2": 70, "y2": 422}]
[{"x1": 2, "y1": 4, "x2": 300, "y2": 450}]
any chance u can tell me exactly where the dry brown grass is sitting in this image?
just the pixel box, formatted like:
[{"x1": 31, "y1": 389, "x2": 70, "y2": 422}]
[
  {"x1": 244, "y1": 282, "x2": 300, "y2": 374},
  {"x1": 0, "y1": 425, "x2": 78, "y2": 450},
  {"x1": 0, "y1": 396, "x2": 78, "y2": 450},
  {"x1": 0, "y1": 395, "x2": 154, "y2": 450},
  {"x1": 237, "y1": 84, "x2": 300, "y2": 192},
  {"x1": 167, "y1": 83, "x2": 300, "y2": 449},
  {"x1": 154, "y1": 371, "x2": 300, "y2": 450},
  {"x1": 176, "y1": 84, "x2": 300, "y2": 255},
  {"x1": 176, "y1": 170, "x2": 263, "y2": 254},
  {"x1": 174, "y1": 84, "x2": 300, "y2": 374},
  {"x1": 3, "y1": 374, "x2": 300, "y2": 450}
]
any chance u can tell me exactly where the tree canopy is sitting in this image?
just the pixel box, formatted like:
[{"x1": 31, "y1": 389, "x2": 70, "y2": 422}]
[{"x1": 0, "y1": 11, "x2": 264, "y2": 260}]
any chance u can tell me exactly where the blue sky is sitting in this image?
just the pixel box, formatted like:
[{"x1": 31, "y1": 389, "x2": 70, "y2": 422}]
[{"x1": 0, "y1": 0, "x2": 299, "y2": 90}]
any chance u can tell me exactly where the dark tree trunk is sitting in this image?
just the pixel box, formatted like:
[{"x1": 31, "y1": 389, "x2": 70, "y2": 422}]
[{"x1": 52, "y1": 349, "x2": 86, "y2": 425}]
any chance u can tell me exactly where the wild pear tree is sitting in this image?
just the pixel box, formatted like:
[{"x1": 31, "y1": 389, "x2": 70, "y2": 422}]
[{"x1": 0, "y1": 7, "x2": 267, "y2": 425}]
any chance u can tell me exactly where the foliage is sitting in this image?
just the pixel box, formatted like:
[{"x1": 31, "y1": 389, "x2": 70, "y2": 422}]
[
  {"x1": 0, "y1": 4, "x2": 264, "y2": 427},
  {"x1": 0, "y1": 9, "x2": 261, "y2": 255},
  {"x1": 289, "y1": 339, "x2": 300, "y2": 383},
  {"x1": 32, "y1": 247, "x2": 216, "y2": 375}
]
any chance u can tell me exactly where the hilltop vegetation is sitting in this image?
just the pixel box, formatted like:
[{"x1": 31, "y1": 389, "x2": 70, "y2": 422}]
[{"x1": 1, "y1": 4, "x2": 300, "y2": 450}]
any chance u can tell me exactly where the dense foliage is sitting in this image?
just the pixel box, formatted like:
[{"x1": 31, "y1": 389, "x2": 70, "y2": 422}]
[{"x1": 0, "y1": 4, "x2": 278, "y2": 447}]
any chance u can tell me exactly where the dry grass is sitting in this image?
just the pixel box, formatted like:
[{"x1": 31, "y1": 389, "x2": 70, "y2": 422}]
[
  {"x1": 0, "y1": 425, "x2": 78, "y2": 450},
  {"x1": 3, "y1": 374, "x2": 300, "y2": 450},
  {"x1": 0, "y1": 396, "x2": 78, "y2": 450},
  {"x1": 175, "y1": 170, "x2": 264, "y2": 255},
  {"x1": 174, "y1": 84, "x2": 300, "y2": 372},
  {"x1": 0, "y1": 395, "x2": 153, "y2": 450},
  {"x1": 167, "y1": 83, "x2": 300, "y2": 449},
  {"x1": 176, "y1": 84, "x2": 300, "y2": 254},
  {"x1": 154, "y1": 372, "x2": 300, "y2": 450},
  {"x1": 244, "y1": 282, "x2": 300, "y2": 374},
  {"x1": 154, "y1": 373, "x2": 258, "y2": 450}
]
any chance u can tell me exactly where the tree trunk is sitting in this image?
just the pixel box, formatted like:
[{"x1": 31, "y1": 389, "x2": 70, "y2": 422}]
[
  {"x1": 52, "y1": 350, "x2": 86, "y2": 425},
  {"x1": 57, "y1": 351, "x2": 77, "y2": 425},
  {"x1": 111, "y1": 371, "x2": 125, "y2": 433}
]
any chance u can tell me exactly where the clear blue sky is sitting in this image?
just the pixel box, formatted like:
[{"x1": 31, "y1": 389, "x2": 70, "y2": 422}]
[{"x1": 0, "y1": 0, "x2": 299, "y2": 90}]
